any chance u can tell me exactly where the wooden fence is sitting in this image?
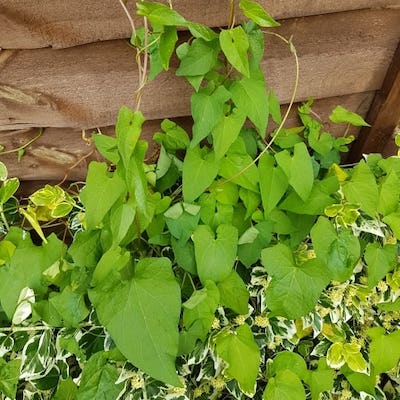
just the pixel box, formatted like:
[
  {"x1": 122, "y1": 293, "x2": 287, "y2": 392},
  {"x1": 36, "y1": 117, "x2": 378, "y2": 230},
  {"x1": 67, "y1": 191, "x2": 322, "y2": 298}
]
[{"x1": 0, "y1": 1, "x2": 399, "y2": 188}]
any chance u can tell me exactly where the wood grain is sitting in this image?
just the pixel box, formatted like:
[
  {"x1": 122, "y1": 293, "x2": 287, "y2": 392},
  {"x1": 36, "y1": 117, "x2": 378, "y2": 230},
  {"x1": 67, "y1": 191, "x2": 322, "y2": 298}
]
[
  {"x1": 0, "y1": 0, "x2": 398, "y2": 49},
  {"x1": 0, "y1": 9, "x2": 398, "y2": 132},
  {"x1": 0, "y1": 92, "x2": 375, "y2": 181},
  {"x1": 348, "y1": 42, "x2": 400, "y2": 161}
]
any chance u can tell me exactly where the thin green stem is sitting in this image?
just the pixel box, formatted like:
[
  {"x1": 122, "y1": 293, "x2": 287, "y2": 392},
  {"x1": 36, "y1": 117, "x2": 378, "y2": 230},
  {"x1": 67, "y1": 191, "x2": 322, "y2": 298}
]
[
  {"x1": 118, "y1": 0, "x2": 136, "y2": 38},
  {"x1": 228, "y1": 0, "x2": 236, "y2": 28},
  {"x1": 186, "y1": 272, "x2": 197, "y2": 291},
  {"x1": 343, "y1": 123, "x2": 351, "y2": 138},
  {"x1": 0, "y1": 128, "x2": 43, "y2": 156}
]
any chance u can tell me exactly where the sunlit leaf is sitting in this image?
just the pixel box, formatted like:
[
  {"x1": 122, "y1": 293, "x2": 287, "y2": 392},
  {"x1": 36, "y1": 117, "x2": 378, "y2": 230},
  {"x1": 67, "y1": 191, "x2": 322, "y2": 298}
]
[
  {"x1": 239, "y1": 0, "x2": 280, "y2": 27},
  {"x1": 329, "y1": 105, "x2": 370, "y2": 127},
  {"x1": 89, "y1": 257, "x2": 181, "y2": 386},
  {"x1": 220, "y1": 26, "x2": 250, "y2": 77},
  {"x1": 216, "y1": 324, "x2": 260, "y2": 396}
]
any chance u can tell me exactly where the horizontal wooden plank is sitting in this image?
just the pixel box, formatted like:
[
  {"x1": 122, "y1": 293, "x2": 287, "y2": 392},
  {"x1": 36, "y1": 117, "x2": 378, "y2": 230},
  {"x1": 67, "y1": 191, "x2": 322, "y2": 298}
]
[
  {"x1": 0, "y1": 92, "x2": 375, "y2": 181},
  {"x1": 0, "y1": 9, "x2": 398, "y2": 132},
  {"x1": 0, "y1": 0, "x2": 398, "y2": 49}
]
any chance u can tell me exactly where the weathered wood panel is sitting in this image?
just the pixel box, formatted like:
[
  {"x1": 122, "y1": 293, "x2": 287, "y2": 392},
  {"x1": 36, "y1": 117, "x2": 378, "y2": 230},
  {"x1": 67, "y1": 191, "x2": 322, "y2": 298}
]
[
  {"x1": 349, "y1": 42, "x2": 400, "y2": 160},
  {"x1": 0, "y1": 92, "x2": 375, "y2": 181},
  {"x1": 0, "y1": 9, "x2": 398, "y2": 132},
  {"x1": 0, "y1": 0, "x2": 398, "y2": 49}
]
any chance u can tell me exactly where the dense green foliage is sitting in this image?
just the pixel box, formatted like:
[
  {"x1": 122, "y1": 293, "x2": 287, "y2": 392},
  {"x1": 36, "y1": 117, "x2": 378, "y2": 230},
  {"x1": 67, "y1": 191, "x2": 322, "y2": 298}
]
[{"x1": 0, "y1": 1, "x2": 400, "y2": 399}]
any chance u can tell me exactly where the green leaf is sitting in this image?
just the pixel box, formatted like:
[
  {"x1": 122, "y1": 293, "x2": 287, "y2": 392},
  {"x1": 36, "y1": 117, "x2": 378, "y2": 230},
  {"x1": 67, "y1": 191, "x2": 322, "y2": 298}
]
[
  {"x1": 0, "y1": 240, "x2": 15, "y2": 265},
  {"x1": 239, "y1": 0, "x2": 280, "y2": 27},
  {"x1": 148, "y1": 40, "x2": 163, "y2": 81},
  {"x1": 383, "y1": 211, "x2": 400, "y2": 239},
  {"x1": 191, "y1": 86, "x2": 231, "y2": 146},
  {"x1": 275, "y1": 142, "x2": 314, "y2": 201},
  {"x1": 365, "y1": 243, "x2": 397, "y2": 288},
  {"x1": 239, "y1": 187, "x2": 260, "y2": 219},
  {"x1": 217, "y1": 270, "x2": 249, "y2": 314},
  {"x1": 116, "y1": 107, "x2": 145, "y2": 169},
  {"x1": 18, "y1": 206, "x2": 46, "y2": 243},
  {"x1": 377, "y1": 298, "x2": 400, "y2": 311},
  {"x1": 216, "y1": 324, "x2": 260, "y2": 396},
  {"x1": 212, "y1": 108, "x2": 246, "y2": 159},
  {"x1": 219, "y1": 138, "x2": 259, "y2": 192},
  {"x1": 77, "y1": 352, "x2": 124, "y2": 400},
  {"x1": 341, "y1": 365, "x2": 376, "y2": 396},
  {"x1": 80, "y1": 162, "x2": 126, "y2": 230},
  {"x1": 343, "y1": 343, "x2": 368, "y2": 373},
  {"x1": 181, "y1": 280, "x2": 219, "y2": 351},
  {"x1": 53, "y1": 377, "x2": 78, "y2": 400},
  {"x1": 49, "y1": 286, "x2": 89, "y2": 327},
  {"x1": 186, "y1": 22, "x2": 218, "y2": 41},
  {"x1": 159, "y1": 26, "x2": 178, "y2": 70},
  {"x1": 269, "y1": 351, "x2": 307, "y2": 380},
  {"x1": 327, "y1": 342, "x2": 367, "y2": 373},
  {"x1": 368, "y1": 327, "x2": 400, "y2": 374},
  {"x1": 193, "y1": 224, "x2": 238, "y2": 284},
  {"x1": 377, "y1": 170, "x2": 400, "y2": 216},
  {"x1": 171, "y1": 237, "x2": 197, "y2": 275},
  {"x1": 220, "y1": 26, "x2": 250, "y2": 77},
  {"x1": 69, "y1": 230, "x2": 102, "y2": 269},
  {"x1": 214, "y1": 181, "x2": 239, "y2": 205},
  {"x1": 92, "y1": 247, "x2": 130, "y2": 286},
  {"x1": 124, "y1": 141, "x2": 151, "y2": 224},
  {"x1": 326, "y1": 342, "x2": 345, "y2": 369},
  {"x1": 230, "y1": 75, "x2": 268, "y2": 136},
  {"x1": 258, "y1": 153, "x2": 288, "y2": 215},
  {"x1": 263, "y1": 370, "x2": 305, "y2": 400},
  {"x1": 0, "y1": 358, "x2": 21, "y2": 399},
  {"x1": 110, "y1": 203, "x2": 136, "y2": 247},
  {"x1": 89, "y1": 257, "x2": 181, "y2": 386},
  {"x1": 308, "y1": 130, "x2": 334, "y2": 157},
  {"x1": 0, "y1": 178, "x2": 19, "y2": 204},
  {"x1": 0, "y1": 230, "x2": 64, "y2": 319},
  {"x1": 268, "y1": 89, "x2": 282, "y2": 124},
  {"x1": 29, "y1": 184, "x2": 61, "y2": 206},
  {"x1": 238, "y1": 221, "x2": 272, "y2": 267},
  {"x1": 279, "y1": 178, "x2": 337, "y2": 216},
  {"x1": 329, "y1": 105, "x2": 370, "y2": 127},
  {"x1": 304, "y1": 359, "x2": 334, "y2": 400},
  {"x1": 0, "y1": 161, "x2": 7, "y2": 181},
  {"x1": 52, "y1": 202, "x2": 73, "y2": 219},
  {"x1": 261, "y1": 243, "x2": 330, "y2": 319},
  {"x1": 182, "y1": 146, "x2": 220, "y2": 203},
  {"x1": 58, "y1": 333, "x2": 86, "y2": 361},
  {"x1": 273, "y1": 127, "x2": 304, "y2": 149},
  {"x1": 136, "y1": 2, "x2": 187, "y2": 26},
  {"x1": 342, "y1": 161, "x2": 378, "y2": 217},
  {"x1": 247, "y1": 27, "x2": 264, "y2": 71},
  {"x1": 153, "y1": 119, "x2": 190, "y2": 151},
  {"x1": 279, "y1": 182, "x2": 335, "y2": 215},
  {"x1": 164, "y1": 202, "x2": 200, "y2": 243},
  {"x1": 92, "y1": 135, "x2": 119, "y2": 164},
  {"x1": 176, "y1": 38, "x2": 219, "y2": 77},
  {"x1": 311, "y1": 217, "x2": 360, "y2": 282}
]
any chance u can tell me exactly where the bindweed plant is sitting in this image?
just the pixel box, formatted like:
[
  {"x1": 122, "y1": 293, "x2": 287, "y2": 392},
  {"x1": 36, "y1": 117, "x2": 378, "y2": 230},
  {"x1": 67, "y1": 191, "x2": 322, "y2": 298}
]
[{"x1": 0, "y1": 1, "x2": 400, "y2": 399}]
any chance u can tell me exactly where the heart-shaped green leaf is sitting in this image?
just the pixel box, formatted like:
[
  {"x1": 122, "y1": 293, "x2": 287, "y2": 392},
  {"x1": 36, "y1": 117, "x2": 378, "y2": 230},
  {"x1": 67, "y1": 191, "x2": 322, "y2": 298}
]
[{"x1": 193, "y1": 224, "x2": 238, "y2": 284}]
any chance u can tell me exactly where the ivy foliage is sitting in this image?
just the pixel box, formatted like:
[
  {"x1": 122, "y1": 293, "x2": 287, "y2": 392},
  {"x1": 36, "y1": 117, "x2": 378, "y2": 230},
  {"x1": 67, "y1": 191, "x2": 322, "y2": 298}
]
[{"x1": 0, "y1": 1, "x2": 400, "y2": 399}]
